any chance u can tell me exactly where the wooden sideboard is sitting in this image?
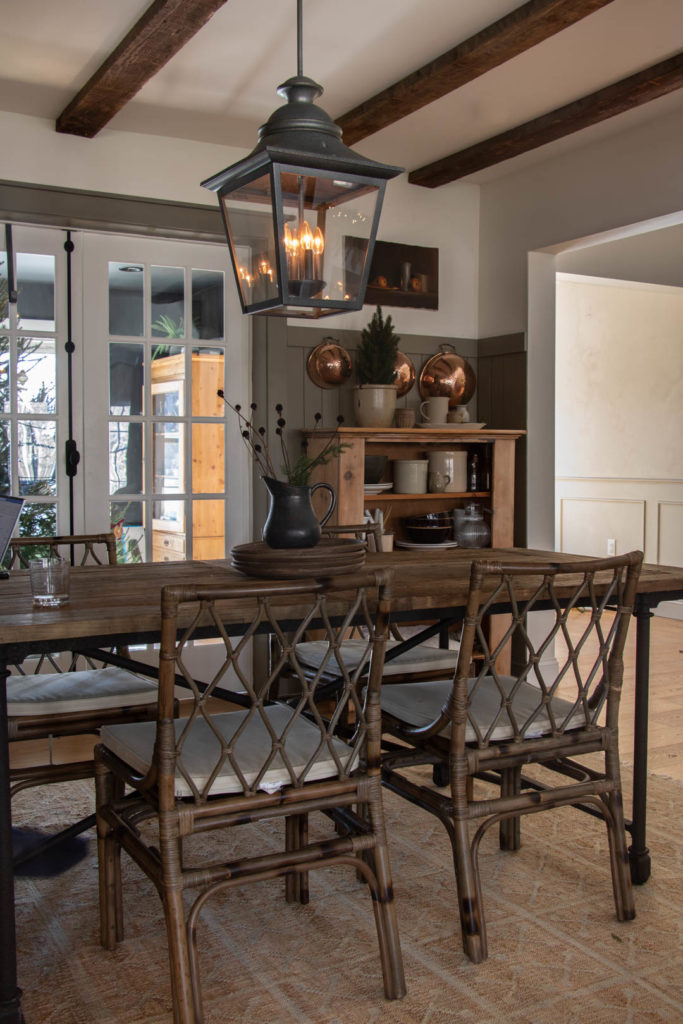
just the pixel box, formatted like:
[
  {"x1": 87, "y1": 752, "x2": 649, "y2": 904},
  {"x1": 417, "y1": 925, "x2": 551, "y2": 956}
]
[{"x1": 303, "y1": 427, "x2": 524, "y2": 546}]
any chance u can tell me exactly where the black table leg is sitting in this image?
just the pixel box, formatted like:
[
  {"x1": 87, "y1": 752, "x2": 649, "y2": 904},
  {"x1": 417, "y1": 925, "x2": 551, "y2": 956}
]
[
  {"x1": 629, "y1": 600, "x2": 653, "y2": 885},
  {"x1": 0, "y1": 667, "x2": 24, "y2": 1023}
]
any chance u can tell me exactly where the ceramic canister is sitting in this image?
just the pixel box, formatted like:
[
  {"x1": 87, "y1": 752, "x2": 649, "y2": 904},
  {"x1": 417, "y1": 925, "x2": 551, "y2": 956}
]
[
  {"x1": 392, "y1": 459, "x2": 429, "y2": 494},
  {"x1": 427, "y1": 450, "x2": 467, "y2": 493}
]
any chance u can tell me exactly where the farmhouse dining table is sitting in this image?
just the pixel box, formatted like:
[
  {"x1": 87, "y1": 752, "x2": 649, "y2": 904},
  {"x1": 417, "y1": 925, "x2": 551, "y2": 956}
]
[{"x1": 1, "y1": 547, "x2": 682, "y2": 1024}]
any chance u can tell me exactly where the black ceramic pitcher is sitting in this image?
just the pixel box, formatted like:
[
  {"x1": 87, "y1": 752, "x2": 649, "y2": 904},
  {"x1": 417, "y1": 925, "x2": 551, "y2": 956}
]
[{"x1": 262, "y1": 476, "x2": 335, "y2": 548}]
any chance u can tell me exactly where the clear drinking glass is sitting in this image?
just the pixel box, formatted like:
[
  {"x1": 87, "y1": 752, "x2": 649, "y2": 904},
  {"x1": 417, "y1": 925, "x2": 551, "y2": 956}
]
[{"x1": 29, "y1": 556, "x2": 70, "y2": 607}]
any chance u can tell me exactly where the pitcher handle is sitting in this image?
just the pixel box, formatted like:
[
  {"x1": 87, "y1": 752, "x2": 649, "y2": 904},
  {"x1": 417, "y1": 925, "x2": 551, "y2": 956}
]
[{"x1": 310, "y1": 482, "x2": 336, "y2": 527}]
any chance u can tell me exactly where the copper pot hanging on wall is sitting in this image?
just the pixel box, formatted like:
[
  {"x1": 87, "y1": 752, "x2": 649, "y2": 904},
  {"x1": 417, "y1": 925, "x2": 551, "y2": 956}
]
[
  {"x1": 394, "y1": 350, "x2": 416, "y2": 397},
  {"x1": 418, "y1": 344, "x2": 476, "y2": 407},
  {"x1": 306, "y1": 340, "x2": 353, "y2": 389}
]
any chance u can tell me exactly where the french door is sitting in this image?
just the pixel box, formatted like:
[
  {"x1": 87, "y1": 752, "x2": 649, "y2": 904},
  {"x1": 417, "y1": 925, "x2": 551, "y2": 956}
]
[
  {"x1": 81, "y1": 232, "x2": 250, "y2": 561},
  {"x1": 1, "y1": 225, "x2": 251, "y2": 558},
  {"x1": 0, "y1": 225, "x2": 74, "y2": 536}
]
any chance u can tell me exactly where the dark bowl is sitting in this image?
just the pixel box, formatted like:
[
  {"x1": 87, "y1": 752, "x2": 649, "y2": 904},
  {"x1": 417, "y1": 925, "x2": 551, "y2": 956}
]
[
  {"x1": 364, "y1": 455, "x2": 388, "y2": 484},
  {"x1": 403, "y1": 521, "x2": 452, "y2": 544},
  {"x1": 404, "y1": 511, "x2": 451, "y2": 528}
]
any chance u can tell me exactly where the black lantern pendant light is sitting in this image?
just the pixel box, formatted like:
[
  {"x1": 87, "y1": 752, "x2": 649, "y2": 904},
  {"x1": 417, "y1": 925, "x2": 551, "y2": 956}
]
[{"x1": 201, "y1": 0, "x2": 403, "y2": 318}]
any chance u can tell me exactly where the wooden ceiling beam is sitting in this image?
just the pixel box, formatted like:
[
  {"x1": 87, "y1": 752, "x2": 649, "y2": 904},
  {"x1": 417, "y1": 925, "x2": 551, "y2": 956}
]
[
  {"x1": 56, "y1": 0, "x2": 229, "y2": 138},
  {"x1": 409, "y1": 52, "x2": 683, "y2": 187},
  {"x1": 336, "y1": 0, "x2": 617, "y2": 146}
]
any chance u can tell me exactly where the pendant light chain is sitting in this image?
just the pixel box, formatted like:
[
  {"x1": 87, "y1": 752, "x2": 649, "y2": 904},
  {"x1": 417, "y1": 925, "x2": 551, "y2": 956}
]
[{"x1": 297, "y1": 0, "x2": 303, "y2": 77}]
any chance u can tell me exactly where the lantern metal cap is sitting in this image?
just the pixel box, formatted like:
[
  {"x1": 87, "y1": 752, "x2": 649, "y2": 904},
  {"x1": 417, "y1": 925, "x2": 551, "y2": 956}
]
[{"x1": 201, "y1": 76, "x2": 402, "y2": 193}]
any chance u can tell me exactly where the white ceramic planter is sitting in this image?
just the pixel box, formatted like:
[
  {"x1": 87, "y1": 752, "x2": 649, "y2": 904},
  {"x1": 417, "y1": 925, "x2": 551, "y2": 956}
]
[{"x1": 353, "y1": 385, "x2": 396, "y2": 428}]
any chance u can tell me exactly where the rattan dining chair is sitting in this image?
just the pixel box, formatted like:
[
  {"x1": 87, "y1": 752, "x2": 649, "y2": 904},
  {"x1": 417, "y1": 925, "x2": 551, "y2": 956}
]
[
  {"x1": 293, "y1": 522, "x2": 461, "y2": 686},
  {"x1": 380, "y1": 551, "x2": 643, "y2": 963},
  {"x1": 95, "y1": 569, "x2": 405, "y2": 1023},
  {"x1": 7, "y1": 533, "x2": 164, "y2": 802}
]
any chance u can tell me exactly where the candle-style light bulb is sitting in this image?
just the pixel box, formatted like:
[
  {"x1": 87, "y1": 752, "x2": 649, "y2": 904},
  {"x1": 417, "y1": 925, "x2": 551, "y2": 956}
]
[
  {"x1": 300, "y1": 221, "x2": 314, "y2": 278},
  {"x1": 312, "y1": 226, "x2": 324, "y2": 279},
  {"x1": 284, "y1": 223, "x2": 299, "y2": 280}
]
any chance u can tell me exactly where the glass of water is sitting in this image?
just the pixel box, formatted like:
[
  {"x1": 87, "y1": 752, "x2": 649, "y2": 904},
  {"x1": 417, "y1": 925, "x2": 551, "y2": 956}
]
[{"x1": 29, "y1": 556, "x2": 70, "y2": 607}]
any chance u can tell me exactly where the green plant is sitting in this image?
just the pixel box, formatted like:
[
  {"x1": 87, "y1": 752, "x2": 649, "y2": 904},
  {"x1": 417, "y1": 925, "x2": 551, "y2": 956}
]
[
  {"x1": 218, "y1": 394, "x2": 349, "y2": 486},
  {"x1": 356, "y1": 305, "x2": 399, "y2": 386}
]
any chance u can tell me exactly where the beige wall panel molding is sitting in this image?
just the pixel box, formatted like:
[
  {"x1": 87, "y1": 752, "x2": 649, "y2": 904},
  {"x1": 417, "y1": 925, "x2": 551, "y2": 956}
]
[
  {"x1": 559, "y1": 496, "x2": 645, "y2": 558},
  {"x1": 657, "y1": 501, "x2": 683, "y2": 567}
]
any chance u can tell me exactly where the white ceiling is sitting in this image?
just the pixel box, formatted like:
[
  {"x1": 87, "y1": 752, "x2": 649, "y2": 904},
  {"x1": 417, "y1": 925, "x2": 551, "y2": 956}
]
[{"x1": 1, "y1": 0, "x2": 682, "y2": 184}]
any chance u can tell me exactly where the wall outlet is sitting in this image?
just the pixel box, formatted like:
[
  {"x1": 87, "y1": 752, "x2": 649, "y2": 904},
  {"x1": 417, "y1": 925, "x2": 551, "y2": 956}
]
[{"x1": 607, "y1": 538, "x2": 616, "y2": 556}]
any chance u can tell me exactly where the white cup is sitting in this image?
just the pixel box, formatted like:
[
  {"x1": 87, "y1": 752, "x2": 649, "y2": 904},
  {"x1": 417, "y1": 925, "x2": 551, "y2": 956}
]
[
  {"x1": 392, "y1": 459, "x2": 429, "y2": 494},
  {"x1": 419, "y1": 396, "x2": 450, "y2": 424},
  {"x1": 428, "y1": 450, "x2": 467, "y2": 493},
  {"x1": 380, "y1": 533, "x2": 394, "y2": 552}
]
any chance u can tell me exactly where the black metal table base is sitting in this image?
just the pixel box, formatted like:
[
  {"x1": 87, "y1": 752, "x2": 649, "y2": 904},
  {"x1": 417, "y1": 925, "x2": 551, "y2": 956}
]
[{"x1": 0, "y1": 990, "x2": 23, "y2": 1024}]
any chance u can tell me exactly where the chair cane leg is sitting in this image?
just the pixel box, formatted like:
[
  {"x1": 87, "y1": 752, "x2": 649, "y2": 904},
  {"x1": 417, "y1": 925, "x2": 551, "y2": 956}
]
[
  {"x1": 367, "y1": 839, "x2": 406, "y2": 999},
  {"x1": 285, "y1": 813, "x2": 309, "y2": 904},
  {"x1": 604, "y1": 791, "x2": 636, "y2": 922},
  {"x1": 95, "y1": 763, "x2": 123, "y2": 948},
  {"x1": 451, "y1": 817, "x2": 487, "y2": 963},
  {"x1": 163, "y1": 887, "x2": 199, "y2": 1024},
  {"x1": 499, "y1": 767, "x2": 522, "y2": 851}
]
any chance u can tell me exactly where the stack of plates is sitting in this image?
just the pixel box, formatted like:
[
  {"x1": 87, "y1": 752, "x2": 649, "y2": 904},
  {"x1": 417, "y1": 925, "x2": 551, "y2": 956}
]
[
  {"x1": 231, "y1": 539, "x2": 366, "y2": 579},
  {"x1": 364, "y1": 481, "x2": 393, "y2": 494}
]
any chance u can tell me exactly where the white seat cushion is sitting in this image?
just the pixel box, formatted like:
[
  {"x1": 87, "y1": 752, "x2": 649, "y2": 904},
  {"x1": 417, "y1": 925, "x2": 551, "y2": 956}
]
[
  {"x1": 8, "y1": 667, "x2": 162, "y2": 716},
  {"x1": 381, "y1": 677, "x2": 588, "y2": 743},
  {"x1": 101, "y1": 703, "x2": 356, "y2": 798},
  {"x1": 296, "y1": 639, "x2": 459, "y2": 677}
]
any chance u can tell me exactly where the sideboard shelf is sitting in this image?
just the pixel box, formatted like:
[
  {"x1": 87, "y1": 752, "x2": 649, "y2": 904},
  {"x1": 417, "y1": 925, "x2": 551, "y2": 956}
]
[
  {"x1": 304, "y1": 427, "x2": 524, "y2": 547},
  {"x1": 363, "y1": 491, "x2": 490, "y2": 502}
]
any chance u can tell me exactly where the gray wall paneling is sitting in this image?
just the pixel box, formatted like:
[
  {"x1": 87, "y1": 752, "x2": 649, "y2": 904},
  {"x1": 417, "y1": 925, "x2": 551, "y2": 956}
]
[{"x1": 477, "y1": 333, "x2": 527, "y2": 544}]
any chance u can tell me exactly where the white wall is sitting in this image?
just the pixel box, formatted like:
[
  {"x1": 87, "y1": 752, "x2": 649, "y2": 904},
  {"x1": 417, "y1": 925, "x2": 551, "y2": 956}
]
[
  {"x1": 555, "y1": 275, "x2": 683, "y2": 567},
  {"x1": 0, "y1": 111, "x2": 480, "y2": 339},
  {"x1": 477, "y1": 104, "x2": 683, "y2": 546},
  {"x1": 312, "y1": 176, "x2": 480, "y2": 338}
]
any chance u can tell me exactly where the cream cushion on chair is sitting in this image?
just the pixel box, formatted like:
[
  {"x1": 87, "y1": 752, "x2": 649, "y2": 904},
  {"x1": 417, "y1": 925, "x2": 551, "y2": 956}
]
[
  {"x1": 8, "y1": 667, "x2": 162, "y2": 716},
  {"x1": 296, "y1": 638, "x2": 459, "y2": 677},
  {"x1": 101, "y1": 703, "x2": 356, "y2": 798},
  {"x1": 381, "y1": 677, "x2": 589, "y2": 743}
]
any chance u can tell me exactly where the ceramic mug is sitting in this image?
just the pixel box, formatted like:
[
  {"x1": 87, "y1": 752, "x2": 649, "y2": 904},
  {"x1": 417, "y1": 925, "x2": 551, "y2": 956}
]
[
  {"x1": 428, "y1": 450, "x2": 467, "y2": 493},
  {"x1": 428, "y1": 470, "x2": 450, "y2": 493},
  {"x1": 392, "y1": 459, "x2": 429, "y2": 494},
  {"x1": 420, "y1": 396, "x2": 450, "y2": 424}
]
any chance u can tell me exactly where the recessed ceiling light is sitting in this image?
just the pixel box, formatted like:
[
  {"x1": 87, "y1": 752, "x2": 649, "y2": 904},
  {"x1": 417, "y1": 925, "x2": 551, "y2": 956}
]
[{"x1": 119, "y1": 265, "x2": 143, "y2": 273}]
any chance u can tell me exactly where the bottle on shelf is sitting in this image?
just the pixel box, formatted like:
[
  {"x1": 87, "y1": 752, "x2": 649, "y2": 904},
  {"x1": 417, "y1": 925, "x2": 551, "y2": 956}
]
[{"x1": 468, "y1": 452, "x2": 479, "y2": 491}]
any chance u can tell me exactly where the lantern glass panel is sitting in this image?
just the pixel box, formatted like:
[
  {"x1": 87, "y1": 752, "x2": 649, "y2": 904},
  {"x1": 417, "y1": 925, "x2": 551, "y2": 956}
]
[
  {"x1": 219, "y1": 173, "x2": 279, "y2": 309},
  {"x1": 276, "y1": 168, "x2": 380, "y2": 307}
]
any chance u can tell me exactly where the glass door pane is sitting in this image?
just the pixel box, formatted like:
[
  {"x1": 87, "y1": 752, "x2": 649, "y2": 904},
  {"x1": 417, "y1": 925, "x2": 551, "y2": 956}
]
[
  {"x1": 0, "y1": 227, "x2": 71, "y2": 542},
  {"x1": 82, "y1": 233, "x2": 250, "y2": 563}
]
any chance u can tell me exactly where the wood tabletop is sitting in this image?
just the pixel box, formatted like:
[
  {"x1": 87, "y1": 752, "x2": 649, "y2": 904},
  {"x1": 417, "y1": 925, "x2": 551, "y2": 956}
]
[{"x1": 0, "y1": 548, "x2": 681, "y2": 648}]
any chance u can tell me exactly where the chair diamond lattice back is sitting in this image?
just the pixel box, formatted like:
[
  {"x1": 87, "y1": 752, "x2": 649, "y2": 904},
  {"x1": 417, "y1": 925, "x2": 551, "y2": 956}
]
[
  {"x1": 95, "y1": 570, "x2": 405, "y2": 1023},
  {"x1": 7, "y1": 533, "x2": 165, "y2": 808},
  {"x1": 168, "y1": 577, "x2": 379, "y2": 801},
  {"x1": 466, "y1": 561, "x2": 627, "y2": 744},
  {"x1": 381, "y1": 551, "x2": 642, "y2": 964}
]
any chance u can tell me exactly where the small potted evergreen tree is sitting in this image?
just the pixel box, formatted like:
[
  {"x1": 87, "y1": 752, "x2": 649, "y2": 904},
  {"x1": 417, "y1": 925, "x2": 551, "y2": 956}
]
[{"x1": 353, "y1": 306, "x2": 399, "y2": 427}]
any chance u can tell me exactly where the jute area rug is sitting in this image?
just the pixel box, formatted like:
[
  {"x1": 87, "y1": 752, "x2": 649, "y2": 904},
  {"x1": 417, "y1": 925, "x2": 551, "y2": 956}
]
[{"x1": 14, "y1": 767, "x2": 683, "y2": 1024}]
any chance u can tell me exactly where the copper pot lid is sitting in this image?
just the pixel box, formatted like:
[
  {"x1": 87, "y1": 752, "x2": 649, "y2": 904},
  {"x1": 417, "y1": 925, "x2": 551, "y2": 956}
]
[
  {"x1": 418, "y1": 344, "x2": 476, "y2": 407},
  {"x1": 394, "y1": 350, "x2": 416, "y2": 397},
  {"x1": 306, "y1": 340, "x2": 353, "y2": 389}
]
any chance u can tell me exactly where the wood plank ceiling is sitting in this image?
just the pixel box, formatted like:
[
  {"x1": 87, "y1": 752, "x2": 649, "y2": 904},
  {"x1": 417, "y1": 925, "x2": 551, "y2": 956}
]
[{"x1": 55, "y1": 0, "x2": 683, "y2": 186}]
